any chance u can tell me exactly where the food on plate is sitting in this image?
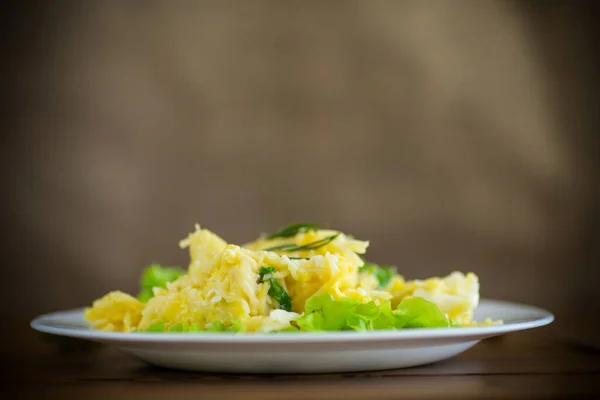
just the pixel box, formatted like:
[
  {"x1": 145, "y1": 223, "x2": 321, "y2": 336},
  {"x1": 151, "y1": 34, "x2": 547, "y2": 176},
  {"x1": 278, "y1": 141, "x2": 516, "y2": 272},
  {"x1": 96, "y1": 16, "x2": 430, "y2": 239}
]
[{"x1": 84, "y1": 223, "x2": 500, "y2": 333}]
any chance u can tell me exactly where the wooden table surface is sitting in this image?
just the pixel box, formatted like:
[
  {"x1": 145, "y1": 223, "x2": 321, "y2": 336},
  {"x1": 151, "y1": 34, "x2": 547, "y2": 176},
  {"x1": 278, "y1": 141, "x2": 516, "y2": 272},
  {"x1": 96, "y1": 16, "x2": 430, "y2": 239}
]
[{"x1": 3, "y1": 324, "x2": 599, "y2": 399}]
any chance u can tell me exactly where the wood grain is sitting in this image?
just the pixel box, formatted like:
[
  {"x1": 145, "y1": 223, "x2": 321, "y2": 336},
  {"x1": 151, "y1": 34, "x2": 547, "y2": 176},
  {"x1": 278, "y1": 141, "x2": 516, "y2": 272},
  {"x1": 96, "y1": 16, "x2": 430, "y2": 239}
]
[{"x1": 3, "y1": 324, "x2": 599, "y2": 399}]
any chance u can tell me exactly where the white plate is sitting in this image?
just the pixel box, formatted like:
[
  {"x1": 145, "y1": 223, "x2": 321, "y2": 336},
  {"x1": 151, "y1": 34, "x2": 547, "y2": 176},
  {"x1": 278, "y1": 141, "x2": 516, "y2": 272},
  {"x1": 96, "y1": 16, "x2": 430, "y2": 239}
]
[{"x1": 31, "y1": 298, "x2": 553, "y2": 373}]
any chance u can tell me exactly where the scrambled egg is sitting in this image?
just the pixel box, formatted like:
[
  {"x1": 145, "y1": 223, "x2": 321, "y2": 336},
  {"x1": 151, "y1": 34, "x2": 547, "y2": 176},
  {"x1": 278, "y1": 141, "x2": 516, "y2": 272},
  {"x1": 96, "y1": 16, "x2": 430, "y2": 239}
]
[
  {"x1": 384, "y1": 272, "x2": 480, "y2": 325},
  {"x1": 84, "y1": 291, "x2": 144, "y2": 332},
  {"x1": 85, "y1": 224, "x2": 488, "y2": 332}
]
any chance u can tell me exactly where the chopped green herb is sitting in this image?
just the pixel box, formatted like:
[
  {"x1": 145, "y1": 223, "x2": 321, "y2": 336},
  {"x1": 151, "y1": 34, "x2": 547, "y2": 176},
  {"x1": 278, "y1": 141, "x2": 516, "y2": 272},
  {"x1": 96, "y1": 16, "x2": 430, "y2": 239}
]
[
  {"x1": 359, "y1": 262, "x2": 397, "y2": 288},
  {"x1": 258, "y1": 266, "x2": 292, "y2": 311},
  {"x1": 259, "y1": 266, "x2": 276, "y2": 279},
  {"x1": 263, "y1": 234, "x2": 340, "y2": 252},
  {"x1": 265, "y1": 223, "x2": 322, "y2": 239}
]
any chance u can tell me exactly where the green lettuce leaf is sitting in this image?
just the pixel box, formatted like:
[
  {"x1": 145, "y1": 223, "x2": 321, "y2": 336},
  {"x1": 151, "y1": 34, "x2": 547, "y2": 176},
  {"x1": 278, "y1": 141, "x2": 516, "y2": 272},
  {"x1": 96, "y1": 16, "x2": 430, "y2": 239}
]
[
  {"x1": 294, "y1": 294, "x2": 450, "y2": 331},
  {"x1": 137, "y1": 264, "x2": 185, "y2": 302},
  {"x1": 394, "y1": 297, "x2": 451, "y2": 328},
  {"x1": 142, "y1": 320, "x2": 243, "y2": 333},
  {"x1": 144, "y1": 322, "x2": 166, "y2": 332},
  {"x1": 205, "y1": 320, "x2": 245, "y2": 333}
]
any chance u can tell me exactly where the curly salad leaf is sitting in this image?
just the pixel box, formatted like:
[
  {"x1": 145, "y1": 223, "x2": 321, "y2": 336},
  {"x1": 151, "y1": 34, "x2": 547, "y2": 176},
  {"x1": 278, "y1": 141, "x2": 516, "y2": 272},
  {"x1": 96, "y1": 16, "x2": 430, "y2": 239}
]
[
  {"x1": 137, "y1": 264, "x2": 186, "y2": 302},
  {"x1": 293, "y1": 294, "x2": 451, "y2": 332}
]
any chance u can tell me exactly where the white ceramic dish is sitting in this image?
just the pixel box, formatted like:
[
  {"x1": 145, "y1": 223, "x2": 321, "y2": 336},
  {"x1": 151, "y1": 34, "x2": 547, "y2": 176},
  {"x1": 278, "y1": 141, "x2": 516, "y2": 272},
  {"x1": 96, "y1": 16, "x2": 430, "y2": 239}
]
[{"x1": 31, "y1": 298, "x2": 553, "y2": 373}]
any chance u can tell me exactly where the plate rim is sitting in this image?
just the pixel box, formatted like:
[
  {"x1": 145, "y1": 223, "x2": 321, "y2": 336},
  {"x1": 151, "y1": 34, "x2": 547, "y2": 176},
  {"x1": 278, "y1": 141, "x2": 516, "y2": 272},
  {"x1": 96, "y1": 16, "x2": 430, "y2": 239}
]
[{"x1": 30, "y1": 298, "x2": 554, "y2": 344}]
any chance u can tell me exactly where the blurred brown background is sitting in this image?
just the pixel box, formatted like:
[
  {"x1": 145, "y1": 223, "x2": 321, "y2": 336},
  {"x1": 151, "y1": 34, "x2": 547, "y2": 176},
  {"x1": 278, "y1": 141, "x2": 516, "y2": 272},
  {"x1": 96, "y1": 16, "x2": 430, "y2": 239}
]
[{"x1": 1, "y1": 1, "x2": 598, "y2": 336}]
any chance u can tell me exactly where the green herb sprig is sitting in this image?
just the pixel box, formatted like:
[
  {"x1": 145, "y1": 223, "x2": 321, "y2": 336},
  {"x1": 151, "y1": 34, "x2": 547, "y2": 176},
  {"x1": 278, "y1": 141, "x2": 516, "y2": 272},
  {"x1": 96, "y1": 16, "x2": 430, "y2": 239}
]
[
  {"x1": 263, "y1": 233, "x2": 340, "y2": 252},
  {"x1": 265, "y1": 223, "x2": 322, "y2": 239}
]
